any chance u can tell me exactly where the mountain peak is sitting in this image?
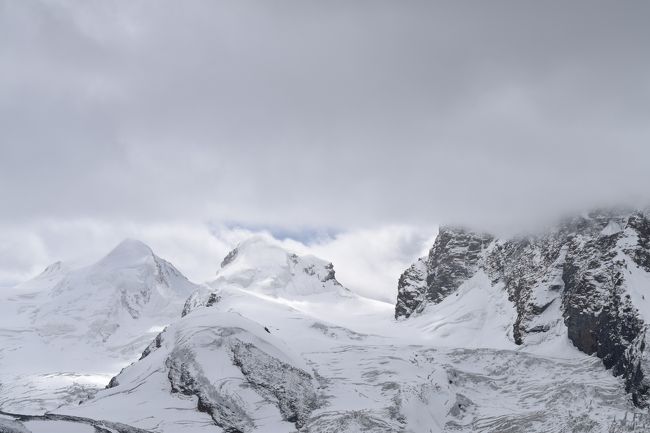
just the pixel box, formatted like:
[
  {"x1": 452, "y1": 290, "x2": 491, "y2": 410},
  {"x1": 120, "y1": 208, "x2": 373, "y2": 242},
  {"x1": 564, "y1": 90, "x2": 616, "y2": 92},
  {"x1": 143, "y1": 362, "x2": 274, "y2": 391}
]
[
  {"x1": 99, "y1": 238, "x2": 155, "y2": 267},
  {"x1": 37, "y1": 238, "x2": 199, "y2": 343},
  {"x1": 214, "y1": 236, "x2": 343, "y2": 297},
  {"x1": 220, "y1": 236, "x2": 290, "y2": 270}
]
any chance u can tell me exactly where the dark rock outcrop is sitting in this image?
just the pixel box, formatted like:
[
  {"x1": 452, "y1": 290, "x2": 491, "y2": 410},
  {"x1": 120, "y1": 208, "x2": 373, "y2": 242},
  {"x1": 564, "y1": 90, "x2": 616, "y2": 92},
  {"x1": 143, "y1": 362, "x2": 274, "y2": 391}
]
[
  {"x1": 181, "y1": 291, "x2": 221, "y2": 317},
  {"x1": 395, "y1": 227, "x2": 493, "y2": 319},
  {"x1": 231, "y1": 340, "x2": 320, "y2": 428},
  {"x1": 396, "y1": 209, "x2": 650, "y2": 407},
  {"x1": 166, "y1": 346, "x2": 254, "y2": 433},
  {"x1": 164, "y1": 334, "x2": 319, "y2": 432}
]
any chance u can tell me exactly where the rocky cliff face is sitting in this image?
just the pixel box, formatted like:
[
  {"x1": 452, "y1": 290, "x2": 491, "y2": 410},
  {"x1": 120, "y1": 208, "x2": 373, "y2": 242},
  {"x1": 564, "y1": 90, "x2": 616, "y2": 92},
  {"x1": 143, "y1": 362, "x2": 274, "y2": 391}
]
[
  {"x1": 395, "y1": 227, "x2": 493, "y2": 319},
  {"x1": 396, "y1": 209, "x2": 650, "y2": 407}
]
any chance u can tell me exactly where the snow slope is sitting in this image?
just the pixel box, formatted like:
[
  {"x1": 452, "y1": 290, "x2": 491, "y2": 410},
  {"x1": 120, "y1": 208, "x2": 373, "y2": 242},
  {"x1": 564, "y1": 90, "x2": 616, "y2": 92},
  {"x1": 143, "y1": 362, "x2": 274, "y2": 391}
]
[
  {"x1": 0, "y1": 239, "x2": 199, "y2": 413},
  {"x1": 60, "y1": 237, "x2": 645, "y2": 433}
]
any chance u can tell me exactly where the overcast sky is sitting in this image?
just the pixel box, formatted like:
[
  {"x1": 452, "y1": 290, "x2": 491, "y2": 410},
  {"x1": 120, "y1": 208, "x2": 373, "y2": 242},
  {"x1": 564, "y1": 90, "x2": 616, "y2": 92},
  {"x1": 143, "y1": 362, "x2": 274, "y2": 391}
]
[{"x1": 1, "y1": 1, "x2": 649, "y2": 298}]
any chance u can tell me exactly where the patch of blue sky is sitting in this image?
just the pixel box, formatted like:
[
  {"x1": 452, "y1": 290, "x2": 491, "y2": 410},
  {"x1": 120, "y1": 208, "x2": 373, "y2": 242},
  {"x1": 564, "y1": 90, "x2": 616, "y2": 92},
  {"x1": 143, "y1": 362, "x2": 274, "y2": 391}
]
[{"x1": 213, "y1": 221, "x2": 340, "y2": 245}]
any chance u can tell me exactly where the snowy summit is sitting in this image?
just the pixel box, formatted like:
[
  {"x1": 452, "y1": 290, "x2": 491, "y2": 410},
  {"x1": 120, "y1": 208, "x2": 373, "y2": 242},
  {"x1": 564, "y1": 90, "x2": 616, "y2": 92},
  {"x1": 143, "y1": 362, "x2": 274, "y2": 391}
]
[{"x1": 4, "y1": 212, "x2": 650, "y2": 432}]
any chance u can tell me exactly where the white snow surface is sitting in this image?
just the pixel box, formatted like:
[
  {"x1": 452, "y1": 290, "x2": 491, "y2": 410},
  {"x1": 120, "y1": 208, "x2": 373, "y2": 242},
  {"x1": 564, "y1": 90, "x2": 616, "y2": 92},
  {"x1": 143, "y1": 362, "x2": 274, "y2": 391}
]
[
  {"x1": 214, "y1": 235, "x2": 348, "y2": 298},
  {"x1": 22, "y1": 420, "x2": 94, "y2": 433},
  {"x1": 63, "y1": 238, "x2": 642, "y2": 432},
  {"x1": 1, "y1": 236, "x2": 645, "y2": 432},
  {"x1": 0, "y1": 239, "x2": 199, "y2": 413}
]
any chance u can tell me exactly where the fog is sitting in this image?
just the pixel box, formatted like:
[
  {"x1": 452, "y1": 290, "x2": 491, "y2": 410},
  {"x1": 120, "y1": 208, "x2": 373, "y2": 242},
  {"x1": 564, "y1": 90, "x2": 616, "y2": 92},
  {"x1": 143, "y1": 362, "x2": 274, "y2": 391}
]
[{"x1": 1, "y1": 1, "x2": 648, "y2": 297}]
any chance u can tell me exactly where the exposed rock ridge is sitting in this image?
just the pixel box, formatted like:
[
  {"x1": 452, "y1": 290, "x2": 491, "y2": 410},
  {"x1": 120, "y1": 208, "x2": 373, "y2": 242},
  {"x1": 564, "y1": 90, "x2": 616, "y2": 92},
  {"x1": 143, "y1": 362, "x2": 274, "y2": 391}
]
[
  {"x1": 181, "y1": 288, "x2": 221, "y2": 317},
  {"x1": 164, "y1": 334, "x2": 319, "y2": 432},
  {"x1": 230, "y1": 339, "x2": 320, "y2": 428},
  {"x1": 395, "y1": 226, "x2": 493, "y2": 319},
  {"x1": 166, "y1": 346, "x2": 255, "y2": 433}
]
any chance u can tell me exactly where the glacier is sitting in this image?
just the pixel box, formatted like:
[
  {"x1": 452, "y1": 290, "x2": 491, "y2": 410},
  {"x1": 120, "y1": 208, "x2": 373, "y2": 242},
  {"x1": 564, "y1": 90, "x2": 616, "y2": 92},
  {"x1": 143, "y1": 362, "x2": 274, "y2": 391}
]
[{"x1": 1, "y1": 215, "x2": 650, "y2": 432}]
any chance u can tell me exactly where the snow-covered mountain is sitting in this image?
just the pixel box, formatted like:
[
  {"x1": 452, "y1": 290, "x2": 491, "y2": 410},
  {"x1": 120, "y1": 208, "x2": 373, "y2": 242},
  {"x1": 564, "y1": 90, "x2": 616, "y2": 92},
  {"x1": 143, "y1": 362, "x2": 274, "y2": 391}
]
[
  {"x1": 54, "y1": 235, "x2": 646, "y2": 432},
  {"x1": 3, "y1": 216, "x2": 650, "y2": 433},
  {"x1": 0, "y1": 239, "x2": 199, "y2": 414},
  {"x1": 34, "y1": 238, "x2": 198, "y2": 343},
  {"x1": 212, "y1": 235, "x2": 347, "y2": 297},
  {"x1": 396, "y1": 209, "x2": 650, "y2": 408}
]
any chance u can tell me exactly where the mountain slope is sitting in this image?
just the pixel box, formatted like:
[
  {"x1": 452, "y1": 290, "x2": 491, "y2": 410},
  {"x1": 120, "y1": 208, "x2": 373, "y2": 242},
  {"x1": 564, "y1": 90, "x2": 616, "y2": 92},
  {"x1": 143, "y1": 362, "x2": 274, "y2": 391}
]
[
  {"x1": 0, "y1": 239, "x2": 199, "y2": 413},
  {"x1": 61, "y1": 237, "x2": 643, "y2": 432},
  {"x1": 396, "y1": 209, "x2": 650, "y2": 407},
  {"x1": 33, "y1": 238, "x2": 198, "y2": 342}
]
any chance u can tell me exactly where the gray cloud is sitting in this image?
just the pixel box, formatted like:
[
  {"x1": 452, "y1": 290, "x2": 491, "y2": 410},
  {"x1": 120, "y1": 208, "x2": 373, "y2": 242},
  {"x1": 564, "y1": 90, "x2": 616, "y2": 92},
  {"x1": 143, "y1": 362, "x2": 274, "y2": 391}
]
[{"x1": 1, "y1": 0, "x2": 649, "y2": 233}]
